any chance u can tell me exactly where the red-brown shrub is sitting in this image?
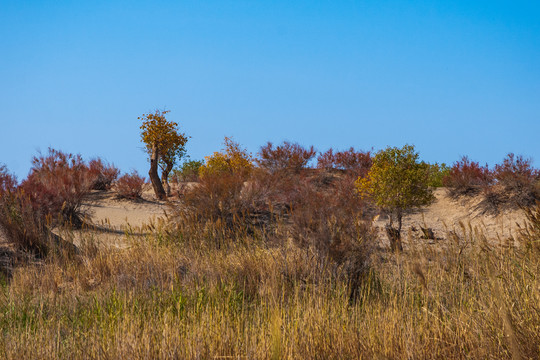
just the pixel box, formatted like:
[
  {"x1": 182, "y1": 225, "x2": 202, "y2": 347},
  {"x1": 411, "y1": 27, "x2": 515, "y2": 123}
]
[
  {"x1": 443, "y1": 156, "x2": 492, "y2": 196},
  {"x1": 0, "y1": 189, "x2": 50, "y2": 255},
  {"x1": 88, "y1": 158, "x2": 119, "y2": 190},
  {"x1": 248, "y1": 168, "x2": 308, "y2": 211},
  {"x1": 256, "y1": 141, "x2": 316, "y2": 173},
  {"x1": 494, "y1": 153, "x2": 538, "y2": 188},
  {"x1": 493, "y1": 153, "x2": 539, "y2": 207},
  {"x1": 1, "y1": 164, "x2": 77, "y2": 256},
  {"x1": 316, "y1": 149, "x2": 335, "y2": 171},
  {"x1": 172, "y1": 170, "x2": 261, "y2": 246},
  {"x1": 246, "y1": 165, "x2": 370, "y2": 219},
  {"x1": 19, "y1": 148, "x2": 92, "y2": 228},
  {"x1": 115, "y1": 171, "x2": 145, "y2": 200},
  {"x1": 181, "y1": 171, "x2": 247, "y2": 223},
  {"x1": 317, "y1": 147, "x2": 372, "y2": 177}
]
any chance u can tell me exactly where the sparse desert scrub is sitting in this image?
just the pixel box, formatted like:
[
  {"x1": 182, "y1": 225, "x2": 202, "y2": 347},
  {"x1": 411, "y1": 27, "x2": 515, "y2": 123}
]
[
  {"x1": 0, "y1": 166, "x2": 45, "y2": 254},
  {"x1": 0, "y1": 189, "x2": 51, "y2": 256},
  {"x1": 180, "y1": 171, "x2": 248, "y2": 227},
  {"x1": 176, "y1": 138, "x2": 256, "y2": 240},
  {"x1": 115, "y1": 171, "x2": 145, "y2": 200},
  {"x1": 178, "y1": 152, "x2": 378, "y2": 303},
  {"x1": 288, "y1": 175, "x2": 376, "y2": 301},
  {"x1": 448, "y1": 154, "x2": 540, "y2": 213}
]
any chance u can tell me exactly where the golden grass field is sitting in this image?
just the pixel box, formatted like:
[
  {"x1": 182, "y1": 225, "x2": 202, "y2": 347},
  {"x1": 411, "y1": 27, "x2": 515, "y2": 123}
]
[{"x1": 0, "y1": 186, "x2": 538, "y2": 359}]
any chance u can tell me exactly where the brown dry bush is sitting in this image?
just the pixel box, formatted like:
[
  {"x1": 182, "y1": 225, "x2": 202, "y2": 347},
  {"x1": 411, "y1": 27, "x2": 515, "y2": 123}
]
[
  {"x1": 87, "y1": 158, "x2": 119, "y2": 190},
  {"x1": 247, "y1": 167, "x2": 308, "y2": 212},
  {"x1": 212, "y1": 163, "x2": 378, "y2": 297},
  {"x1": 317, "y1": 147, "x2": 372, "y2": 177},
  {"x1": 115, "y1": 171, "x2": 145, "y2": 200},
  {"x1": 0, "y1": 164, "x2": 76, "y2": 257},
  {"x1": 257, "y1": 141, "x2": 316, "y2": 173},
  {"x1": 493, "y1": 153, "x2": 540, "y2": 207},
  {"x1": 173, "y1": 159, "x2": 377, "y2": 302},
  {"x1": 477, "y1": 184, "x2": 508, "y2": 214},
  {"x1": 19, "y1": 148, "x2": 92, "y2": 228},
  {"x1": 176, "y1": 149, "x2": 377, "y2": 293},
  {"x1": 0, "y1": 190, "x2": 50, "y2": 256},
  {"x1": 182, "y1": 172, "x2": 246, "y2": 223},
  {"x1": 173, "y1": 171, "x2": 274, "y2": 248},
  {"x1": 443, "y1": 156, "x2": 492, "y2": 197},
  {"x1": 476, "y1": 154, "x2": 539, "y2": 213}
]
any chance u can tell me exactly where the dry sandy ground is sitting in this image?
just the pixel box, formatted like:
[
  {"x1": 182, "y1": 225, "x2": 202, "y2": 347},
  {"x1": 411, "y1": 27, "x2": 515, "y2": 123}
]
[
  {"x1": 373, "y1": 188, "x2": 528, "y2": 248},
  {"x1": 82, "y1": 188, "x2": 169, "y2": 229},
  {"x1": 67, "y1": 187, "x2": 172, "y2": 248},
  {"x1": 79, "y1": 187, "x2": 528, "y2": 249},
  {"x1": 0, "y1": 187, "x2": 531, "y2": 250}
]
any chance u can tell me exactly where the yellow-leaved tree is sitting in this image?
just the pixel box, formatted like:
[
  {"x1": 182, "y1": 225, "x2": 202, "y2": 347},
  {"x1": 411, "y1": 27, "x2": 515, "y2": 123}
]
[
  {"x1": 355, "y1": 144, "x2": 434, "y2": 250},
  {"x1": 199, "y1": 137, "x2": 253, "y2": 179},
  {"x1": 140, "y1": 110, "x2": 188, "y2": 200}
]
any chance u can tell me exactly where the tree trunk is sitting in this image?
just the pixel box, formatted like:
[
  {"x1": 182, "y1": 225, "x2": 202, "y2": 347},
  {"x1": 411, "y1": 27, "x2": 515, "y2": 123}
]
[
  {"x1": 386, "y1": 210, "x2": 403, "y2": 252},
  {"x1": 396, "y1": 211, "x2": 403, "y2": 251},
  {"x1": 149, "y1": 145, "x2": 167, "y2": 200},
  {"x1": 161, "y1": 160, "x2": 174, "y2": 196}
]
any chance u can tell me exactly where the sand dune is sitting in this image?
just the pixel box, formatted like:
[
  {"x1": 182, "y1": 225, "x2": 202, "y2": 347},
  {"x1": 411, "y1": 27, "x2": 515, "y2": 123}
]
[{"x1": 0, "y1": 187, "x2": 529, "y2": 250}]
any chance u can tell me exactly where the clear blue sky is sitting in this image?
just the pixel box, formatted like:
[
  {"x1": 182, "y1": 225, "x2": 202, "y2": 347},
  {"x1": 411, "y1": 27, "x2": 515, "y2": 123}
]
[{"x1": 1, "y1": 0, "x2": 539, "y2": 179}]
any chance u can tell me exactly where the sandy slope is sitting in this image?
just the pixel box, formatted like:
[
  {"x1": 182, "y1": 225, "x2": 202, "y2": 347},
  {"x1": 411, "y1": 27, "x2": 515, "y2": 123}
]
[
  {"x1": 373, "y1": 188, "x2": 528, "y2": 248},
  {"x1": 82, "y1": 189, "x2": 170, "y2": 230},
  {"x1": 0, "y1": 187, "x2": 530, "y2": 250},
  {"x1": 81, "y1": 186, "x2": 526, "y2": 247}
]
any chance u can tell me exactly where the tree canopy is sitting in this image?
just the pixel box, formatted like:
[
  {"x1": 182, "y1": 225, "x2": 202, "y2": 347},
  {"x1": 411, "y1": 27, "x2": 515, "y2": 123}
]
[
  {"x1": 355, "y1": 145, "x2": 434, "y2": 247},
  {"x1": 139, "y1": 110, "x2": 188, "y2": 199},
  {"x1": 199, "y1": 137, "x2": 253, "y2": 179}
]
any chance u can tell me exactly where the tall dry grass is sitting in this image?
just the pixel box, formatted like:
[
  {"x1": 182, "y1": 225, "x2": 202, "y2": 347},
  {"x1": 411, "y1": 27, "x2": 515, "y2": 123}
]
[{"x1": 0, "y1": 206, "x2": 538, "y2": 359}]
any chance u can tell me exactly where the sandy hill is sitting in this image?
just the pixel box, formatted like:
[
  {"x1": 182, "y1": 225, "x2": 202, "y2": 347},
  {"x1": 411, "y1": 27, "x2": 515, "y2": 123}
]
[
  {"x1": 0, "y1": 187, "x2": 530, "y2": 250},
  {"x1": 81, "y1": 187, "x2": 528, "y2": 248}
]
